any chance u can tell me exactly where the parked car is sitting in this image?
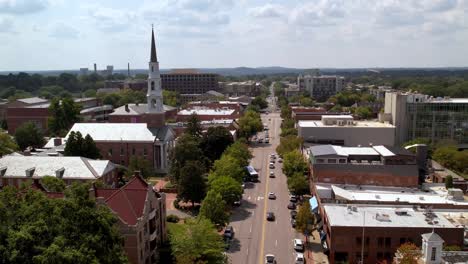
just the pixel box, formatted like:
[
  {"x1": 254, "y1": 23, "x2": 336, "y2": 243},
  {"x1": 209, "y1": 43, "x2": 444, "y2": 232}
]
[
  {"x1": 290, "y1": 195, "x2": 298, "y2": 203},
  {"x1": 233, "y1": 200, "x2": 241, "y2": 206},
  {"x1": 293, "y1": 239, "x2": 304, "y2": 252},
  {"x1": 266, "y1": 212, "x2": 275, "y2": 221},
  {"x1": 223, "y1": 226, "x2": 234, "y2": 239},
  {"x1": 295, "y1": 253, "x2": 305, "y2": 264},
  {"x1": 268, "y1": 192, "x2": 276, "y2": 199},
  {"x1": 291, "y1": 218, "x2": 297, "y2": 228},
  {"x1": 290, "y1": 210, "x2": 297, "y2": 219},
  {"x1": 224, "y1": 237, "x2": 231, "y2": 250},
  {"x1": 258, "y1": 138, "x2": 264, "y2": 143},
  {"x1": 265, "y1": 138, "x2": 270, "y2": 144},
  {"x1": 269, "y1": 171, "x2": 275, "y2": 178},
  {"x1": 278, "y1": 158, "x2": 282, "y2": 163},
  {"x1": 269, "y1": 163, "x2": 275, "y2": 169},
  {"x1": 288, "y1": 202, "x2": 297, "y2": 210},
  {"x1": 265, "y1": 254, "x2": 276, "y2": 264}
]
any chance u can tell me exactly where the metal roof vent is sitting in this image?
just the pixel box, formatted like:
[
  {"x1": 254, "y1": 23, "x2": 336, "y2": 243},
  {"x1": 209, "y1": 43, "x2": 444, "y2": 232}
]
[
  {"x1": 0, "y1": 166, "x2": 6, "y2": 177},
  {"x1": 25, "y1": 167, "x2": 35, "y2": 177},
  {"x1": 55, "y1": 168, "x2": 65, "y2": 179}
]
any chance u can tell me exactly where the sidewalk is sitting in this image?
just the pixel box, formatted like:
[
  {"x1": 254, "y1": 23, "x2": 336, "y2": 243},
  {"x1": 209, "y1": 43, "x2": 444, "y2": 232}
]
[{"x1": 303, "y1": 230, "x2": 329, "y2": 264}]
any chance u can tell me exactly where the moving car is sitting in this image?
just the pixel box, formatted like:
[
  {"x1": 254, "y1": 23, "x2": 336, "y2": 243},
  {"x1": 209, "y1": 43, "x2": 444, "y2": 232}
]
[
  {"x1": 288, "y1": 202, "x2": 297, "y2": 210},
  {"x1": 266, "y1": 212, "x2": 275, "y2": 221},
  {"x1": 223, "y1": 226, "x2": 234, "y2": 239},
  {"x1": 265, "y1": 254, "x2": 276, "y2": 264},
  {"x1": 295, "y1": 253, "x2": 305, "y2": 264},
  {"x1": 293, "y1": 239, "x2": 305, "y2": 252},
  {"x1": 268, "y1": 192, "x2": 276, "y2": 199}
]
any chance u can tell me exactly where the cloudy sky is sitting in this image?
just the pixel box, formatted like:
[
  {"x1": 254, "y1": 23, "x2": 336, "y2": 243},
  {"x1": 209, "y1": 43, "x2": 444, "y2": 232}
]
[{"x1": 1, "y1": 0, "x2": 467, "y2": 71}]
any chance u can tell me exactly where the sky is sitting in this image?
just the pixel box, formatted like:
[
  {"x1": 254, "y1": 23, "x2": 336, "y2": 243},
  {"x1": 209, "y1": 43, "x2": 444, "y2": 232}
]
[{"x1": 0, "y1": 0, "x2": 467, "y2": 71}]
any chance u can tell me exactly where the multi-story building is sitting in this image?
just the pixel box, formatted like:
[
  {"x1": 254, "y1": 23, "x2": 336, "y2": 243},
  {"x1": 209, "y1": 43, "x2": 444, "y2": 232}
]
[
  {"x1": 161, "y1": 69, "x2": 219, "y2": 94},
  {"x1": 382, "y1": 92, "x2": 468, "y2": 146},
  {"x1": 320, "y1": 204, "x2": 466, "y2": 264},
  {"x1": 308, "y1": 144, "x2": 419, "y2": 187},
  {"x1": 94, "y1": 173, "x2": 167, "y2": 264},
  {"x1": 0, "y1": 155, "x2": 117, "y2": 187},
  {"x1": 219, "y1": 81, "x2": 260, "y2": 97},
  {"x1": 297, "y1": 75, "x2": 345, "y2": 101}
]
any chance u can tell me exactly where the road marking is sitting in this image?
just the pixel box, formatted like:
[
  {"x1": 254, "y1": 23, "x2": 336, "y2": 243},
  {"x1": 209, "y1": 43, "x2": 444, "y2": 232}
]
[
  {"x1": 258, "y1": 151, "x2": 271, "y2": 264},
  {"x1": 246, "y1": 248, "x2": 249, "y2": 255},
  {"x1": 249, "y1": 225, "x2": 252, "y2": 233},
  {"x1": 257, "y1": 196, "x2": 264, "y2": 201},
  {"x1": 275, "y1": 240, "x2": 278, "y2": 247}
]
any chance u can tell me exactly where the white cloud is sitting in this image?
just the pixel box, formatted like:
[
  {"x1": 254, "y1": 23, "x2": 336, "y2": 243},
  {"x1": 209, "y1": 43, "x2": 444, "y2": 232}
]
[
  {"x1": 88, "y1": 7, "x2": 137, "y2": 33},
  {"x1": 249, "y1": 4, "x2": 284, "y2": 18},
  {"x1": 0, "y1": 16, "x2": 14, "y2": 32},
  {"x1": 0, "y1": 0, "x2": 48, "y2": 14},
  {"x1": 48, "y1": 23, "x2": 79, "y2": 39},
  {"x1": 289, "y1": 0, "x2": 345, "y2": 27}
]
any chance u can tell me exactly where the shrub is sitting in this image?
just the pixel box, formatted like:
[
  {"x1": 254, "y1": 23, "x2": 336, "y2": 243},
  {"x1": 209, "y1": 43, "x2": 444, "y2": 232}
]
[{"x1": 166, "y1": 214, "x2": 180, "y2": 223}]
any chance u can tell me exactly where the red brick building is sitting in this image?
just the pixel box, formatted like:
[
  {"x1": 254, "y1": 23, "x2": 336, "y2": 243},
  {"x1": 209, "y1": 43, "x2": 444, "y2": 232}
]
[
  {"x1": 108, "y1": 103, "x2": 177, "y2": 124},
  {"x1": 308, "y1": 145, "x2": 419, "y2": 187},
  {"x1": 94, "y1": 174, "x2": 167, "y2": 264},
  {"x1": 320, "y1": 204, "x2": 466, "y2": 264}
]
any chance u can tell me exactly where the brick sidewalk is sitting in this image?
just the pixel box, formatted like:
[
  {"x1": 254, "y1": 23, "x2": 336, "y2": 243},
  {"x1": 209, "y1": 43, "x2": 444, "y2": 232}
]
[{"x1": 303, "y1": 230, "x2": 329, "y2": 264}]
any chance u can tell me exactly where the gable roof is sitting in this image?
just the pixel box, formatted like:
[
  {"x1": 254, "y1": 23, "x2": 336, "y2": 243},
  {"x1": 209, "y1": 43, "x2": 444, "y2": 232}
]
[
  {"x1": 95, "y1": 176, "x2": 150, "y2": 226},
  {"x1": 110, "y1": 103, "x2": 176, "y2": 116},
  {"x1": 422, "y1": 231, "x2": 444, "y2": 242}
]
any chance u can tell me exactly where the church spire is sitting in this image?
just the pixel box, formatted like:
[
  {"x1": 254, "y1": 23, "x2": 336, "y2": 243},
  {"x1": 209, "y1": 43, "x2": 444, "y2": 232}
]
[{"x1": 150, "y1": 25, "x2": 158, "y2": 63}]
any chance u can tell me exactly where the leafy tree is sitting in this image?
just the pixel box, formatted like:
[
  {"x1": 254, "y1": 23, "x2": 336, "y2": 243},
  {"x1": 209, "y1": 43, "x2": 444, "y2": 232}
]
[
  {"x1": 186, "y1": 113, "x2": 203, "y2": 138},
  {"x1": 395, "y1": 242, "x2": 422, "y2": 264},
  {"x1": 40, "y1": 176, "x2": 66, "y2": 192},
  {"x1": 223, "y1": 141, "x2": 252, "y2": 168},
  {"x1": 64, "y1": 132, "x2": 101, "y2": 159},
  {"x1": 209, "y1": 176, "x2": 242, "y2": 205},
  {"x1": 280, "y1": 105, "x2": 292, "y2": 119},
  {"x1": 177, "y1": 160, "x2": 206, "y2": 206},
  {"x1": 83, "y1": 89, "x2": 97, "y2": 97},
  {"x1": 283, "y1": 150, "x2": 308, "y2": 177},
  {"x1": 251, "y1": 96, "x2": 268, "y2": 109},
  {"x1": 0, "y1": 131, "x2": 18, "y2": 156},
  {"x1": 295, "y1": 199, "x2": 315, "y2": 235},
  {"x1": 276, "y1": 135, "x2": 303, "y2": 157},
  {"x1": 201, "y1": 126, "x2": 234, "y2": 162},
  {"x1": 0, "y1": 183, "x2": 128, "y2": 264},
  {"x1": 433, "y1": 145, "x2": 458, "y2": 171},
  {"x1": 280, "y1": 127, "x2": 298, "y2": 137},
  {"x1": 354, "y1": 106, "x2": 373, "y2": 119},
  {"x1": 127, "y1": 156, "x2": 153, "y2": 179},
  {"x1": 299, "y1": 96, "x2": 314, "y2": 107},
  {"x1": 163, "y1": 89, "x2": 180, "y2": 107},
  {"x1": 209, "y1": 155, "x2": 246, "y2": 183},
  {"x1": 287, "y1": 172, "x2": 310, "y2": 196},
  {"x1": 169, "y1": 134, "x2": 206, "y2": 183},
  {"x1": 48, "y1": 97, "x2": 81, "y2": 136},
  {"x1": 14, "y1": 122, "x2": 45, "y2": 150},
  {"x1": 169, "y1": 218, "x2": 227, "y2": 264},
  {"x1": 199, "y1": 190, "x2": 229, "y2": 226},
  {"x1": 445, "y1": 175, "x2": 454, "y2": 189},
  {"x1": 238, "y1": 110, "x2": 263, "y2": 138}
]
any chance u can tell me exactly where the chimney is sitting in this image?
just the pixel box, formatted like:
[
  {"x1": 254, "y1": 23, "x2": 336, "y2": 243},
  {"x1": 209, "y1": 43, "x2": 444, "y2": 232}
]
[
  {"x1": 25, "y1": 167, "x2": 35, "y2": 177},
  {"x1": 55, "y1": 168, "x2": 65, "y2": 179},
  {"x1": 53, "y1": 138, "x2": 62, "y2": 146},
  {"x1": 94, "y1": 63, "x2": 97, "y2": 73},
  {"x1": 125, "y1": 104, "x2": 129, "y2": 112}
]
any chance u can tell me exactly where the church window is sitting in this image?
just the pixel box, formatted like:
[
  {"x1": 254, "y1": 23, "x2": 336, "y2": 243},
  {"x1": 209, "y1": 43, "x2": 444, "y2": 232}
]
[
  {"x1": 151, "y1": 99, "x2": 156, "y2": 108},
  {"x1": 151, "y1": 81, "x2": 155, "y2": 90},
  {"x1": 151, "y1": 66, "x2": 154, "y2": 72}
]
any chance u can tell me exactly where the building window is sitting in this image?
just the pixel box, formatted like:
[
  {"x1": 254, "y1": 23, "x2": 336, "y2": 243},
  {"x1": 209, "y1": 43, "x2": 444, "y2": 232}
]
[
  {"x1": 431, "y1": 247, "x2": 436, "y2": 261},
  {"x1": 151, "y1": 81, "x2": 155, "y2": 90},
  {"x1": 151, "y1": 66, "x2": 154, "y2": 72},
  {"x1": 120, "y1": 147, "x2": 124, "y2": 156},
  {"x1": 316, "y1": 158, "x2": 324, "y2": 163},
  {"x1": 378, "y1": 237, "x2": 384, "y2": 247},
  {"x1": 356, "y1": 237, "x2": 362, "y2": 246},
  {"x1": 143, "y1": 148, "x2": 147, "y2": 156},
  {"x1": 108, "y1": 148, "x2": 113, "y2": 156},
  {"x1": 328, "y1": 159, "x2": 336, "y2": 163},
  {"x1": 151, "y1": 99, "x2": 156, "y2": 108},
  {"x1": 385, "y1": 237, "x2": 391, "y2": 248},
  {"x1": 132, "y1": 147, "x2": 136, "y2": 155}
]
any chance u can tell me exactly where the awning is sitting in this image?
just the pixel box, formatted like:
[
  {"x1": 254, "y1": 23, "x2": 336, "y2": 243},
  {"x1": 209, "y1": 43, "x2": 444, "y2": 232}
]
[{"x1": 309, "y1": 196, "x2": 318, "y2": 213}]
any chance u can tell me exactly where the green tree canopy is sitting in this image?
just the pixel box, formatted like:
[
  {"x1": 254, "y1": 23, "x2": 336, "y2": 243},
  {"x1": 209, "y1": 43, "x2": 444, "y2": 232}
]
[
  {"x1": 251, "y1": 96, "x2": 268, "y2": 109},
  {"x1": 287, "y1": 172, "x2": 310, "y2": 196},
  {"x1": 0, "y1": 183, "x2": 128, "y2": 264},
  {"x1": 276, "y1": 135, "x2": 303, "y2": 157},
  {"x1": 14, "y1": 122, "x2": 45, "y2": 150},
  {"x1": 238, "y1": 110, "x2": 263, "y2": 138},
  {"x1": 169, "y1": 134, "x2": 206, "y2": 183},
  {"x1": 295, "y1": 199, "x2": 315, "y2": 235},
  {"x1": 163, "y1": 90, "x2": 180, "y2": 107},
  {"x1": 209, "y1": 176, "x2": 242, "y2": 205},
  {"x1": 186, "y1": 113, "x2": 203, "y2": 138},
  {"x1": 199, "y1": 190, "x2": 229, "y2": 226},
  {"x1": 40, "y1": 176, "x2": 66, "y2": 192},
  {"x1": 48, "y1": 97, "x2": 81, "y2": 136},
  {"x1": 201, "y1": 126, "x2": 234, "y2": 163},
  {"x1": 64, "y1": 132, "x2": 101, "y2": 159},
  {"x1": 177, "y1": 160, "x2": 206, "y2": 206},
  {"x1": 223, "y1": 141, "x2": 252, "y2": 168},
  {"x1": 168, "y1": 218, "x2": 227, "y2": 264},
  {"x1": 209, "y1": 155, "x2": 246, "y2": 183},
  {"x1": 0, "y1": 131, "x2": 18, "y2": 156},
  {"x1": 283, "y1": 150, "x2": 308, "y2": 177},
  {"x1": 127, "y1": 156, "x2": 154, "y2": 179}
]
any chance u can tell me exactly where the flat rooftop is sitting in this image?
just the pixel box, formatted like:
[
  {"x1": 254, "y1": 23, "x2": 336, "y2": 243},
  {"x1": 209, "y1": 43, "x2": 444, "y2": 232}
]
[
  {"x1": 323, "y1": 204, "x2": 466, "y2": 228},
  {"x1": 178, "y1": 108, "x2": 235, "y2": 116},
  {"x1": 298, "y1": 120, "x2": 394, "y2": 128},
  {"x1": 315, "y1": 183, "x2": 468, "y2": 206}
]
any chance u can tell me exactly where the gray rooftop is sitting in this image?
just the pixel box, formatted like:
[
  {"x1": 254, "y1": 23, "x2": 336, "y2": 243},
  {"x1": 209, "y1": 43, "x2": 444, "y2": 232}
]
[
  {"x1": 110, "y1": 103, "x2": 176, "y2": 116},
  {"x1": 67, "y1": 123, "x2": 156, "y2": 142},
  {"x1": 17, "y1": 97, "x2": 48, "y2": 104}
]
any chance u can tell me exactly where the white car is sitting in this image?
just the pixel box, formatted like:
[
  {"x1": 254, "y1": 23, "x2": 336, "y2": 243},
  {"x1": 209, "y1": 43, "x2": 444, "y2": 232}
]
[
  {"x1": 269, "y1": 163, "x2": 275, "y2": 169},
  {"x1": 269, "y1": 171, "x2": 275, "y2": 178},
  {"x1": 295, "y1": 253, "x2": 305, "y2": 264},
  {"x1": 265, "y1": 254, "x2": 276, "y2": 264},
  {"x1": 294, "y1": 238, "x2": 304, "y2": 252},
  {"x1": 268, "y1": 192, "x2": 276, "y2": 199}
]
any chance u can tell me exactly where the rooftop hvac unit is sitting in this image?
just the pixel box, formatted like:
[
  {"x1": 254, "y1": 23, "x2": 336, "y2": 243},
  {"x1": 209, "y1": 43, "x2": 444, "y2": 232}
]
[
  {"x1": 352, "y1": 206, "x2": 358, "y2": 212},
  {"x1": 376, "y1": 213, "x2": 391, "y2": 222}
]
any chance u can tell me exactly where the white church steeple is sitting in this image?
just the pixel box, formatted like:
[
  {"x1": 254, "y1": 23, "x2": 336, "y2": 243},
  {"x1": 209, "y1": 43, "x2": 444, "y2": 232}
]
[{"x1": 147, "y1": 26, "x2": 164, "y2": 113}]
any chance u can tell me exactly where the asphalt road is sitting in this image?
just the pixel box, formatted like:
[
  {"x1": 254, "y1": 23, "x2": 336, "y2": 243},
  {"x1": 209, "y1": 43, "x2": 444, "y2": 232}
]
[{"x1": 227, "y1": 94, "x2": 302, "y2": 264}]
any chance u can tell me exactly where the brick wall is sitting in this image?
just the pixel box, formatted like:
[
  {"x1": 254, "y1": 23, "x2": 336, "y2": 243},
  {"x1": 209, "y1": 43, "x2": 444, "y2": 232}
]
[
  {"x1": 96, "y1": 141, "x2": 155, "y2": 168},
  {"x1": 6, "y1": 107, "x2": 50, "y2": 134}
]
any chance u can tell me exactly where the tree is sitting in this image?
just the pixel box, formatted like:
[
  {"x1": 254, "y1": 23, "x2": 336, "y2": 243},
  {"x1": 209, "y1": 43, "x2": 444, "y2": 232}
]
[
  {"x1": 0, "y1": 183, "x2": 128, "y2": 263},
  {"x1": 209, "y1": 176, "x2": 242, "y2": 205},
  {"x1": 223, "y1": 141, "x2": 252, "y2": 168},
  {"x1": 48, "y1": 97, "x2": 81, "y2": 136},
  {"x1": 64, "y1": 132, "x2": 101, "y2": 159},
  {"x1": 433, "y1": 145, "x2": 458, "y2": 171},
  {"x1": 199, "y1": 190, "x2": 229, "y2": 226},
  {"x1": 186, "y1": 113, "x2": 203, "y2": 137},
  {"x1": 238, "y1": 110, "x2": 263, "y2": 138},
  {"x1": 169, "y1": 134, "x2": 206, "y2": 183},
  {"x1": 14, "y1": 122, "x2": 45, "y2": 150},
  {"x1": 283, "y1": 150, "x2": 308, "y2": 177},
  {"x1": 276, "y1": 135, "x2": 303, "y2": 157},
  {"x1": 209, "y1": 155, "x2": 246, "y2": 183},
  {"x1": 169, "y1": 218, "x2": 227, "y2": 264},
  {"x1": 251, "y1": 96, "x2": 268, "y2": 109},
  {"x1": 354, "y1": 106, "x2": 373, "y2": 119},
  {"x1": 287, "y1": 172, "x2": 310, "y2": 196},
  {"x1": 201, "y1": 126, "x2": 234, "y2": 163},
  {"x1": 177, "y1": 160, "x2": 206, "y2": 206},
  {"x1": 127, "y1": 156, "x2": 153, "y2": 179},
  {"x1": 295, "y1": 199, "x2": 315, "y2": 235},
  {"x1": 445, "y1": 175, "x2": 454, "y2": 189},
  {"x1": 0, "y1": 131, "x2": 18, "y2": 156},
  {"x1": 163, "y1": 89, "x2": 180, "y2": 107},
  {"x1": 395, "y1": 242, "x2": 422, "y2": 264},
  {"x1": 40, "y1": 176, "x2": 66, "y2": 192}
]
